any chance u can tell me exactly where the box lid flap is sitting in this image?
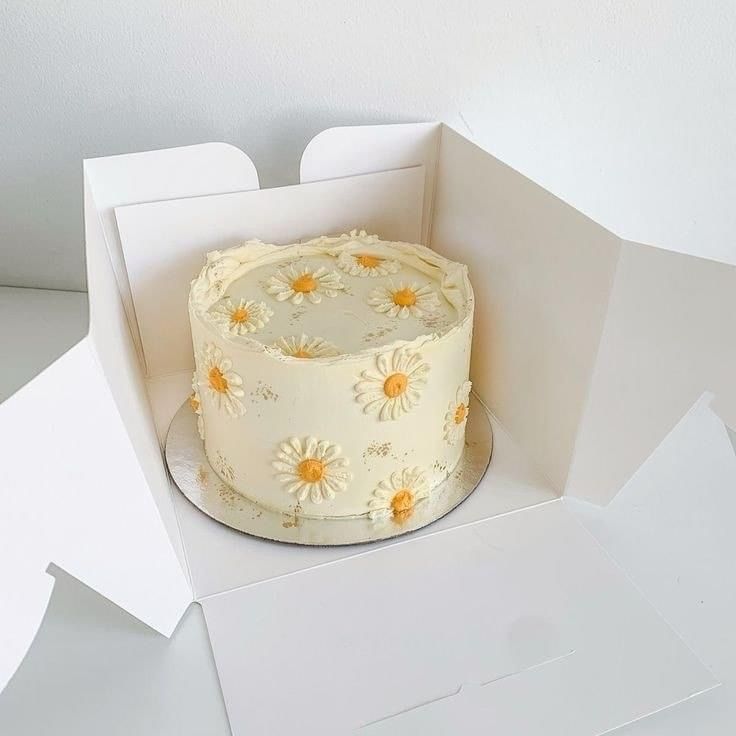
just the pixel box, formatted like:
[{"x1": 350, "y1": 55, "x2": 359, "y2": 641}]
[
  {"x1": 84, "y1": 143, "x2": 260, "y2": 371},
  {"x1": 301, "y1": 122, "x2": 441, "y2": 244},
  {"x1": 0, "y1": 340, "x2": 192, "y2": 689},
  {"x1": 566, "y1": 241, "x2": 736, "y2": 504}
]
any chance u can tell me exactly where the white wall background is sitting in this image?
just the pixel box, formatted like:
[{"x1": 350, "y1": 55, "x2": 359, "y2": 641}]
[{"x1": 1, "y1": 0, "x2": 735, "y2": 291}]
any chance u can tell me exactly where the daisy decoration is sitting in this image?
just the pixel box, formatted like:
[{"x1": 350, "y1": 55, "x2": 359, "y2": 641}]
[
  {"x1": 209, "y1": 297, "x2": 273, "y2": 335},
  {"x1": 196, "y1": 343, "x2": 245, "y2": 417},
  {"x1": 273, "y1": 334, "x2": 340, "y2": 359},
  {"x1": 189, "y1": 371, "x2": 205, "y2": 439},
  {"x1": 337, "y1": 250, "x2": 401, "y2": 278},
  {"x1": 443, "y1": 380, "x2": 472, "y2": 445},
  {"x1": 265, "y1": 262, "x2": 344, "y2": 305},
  {"x1": 272, "y1": 437, "x2": 352, "y2": 504},
  {"x1": 354, "y1": 347, "x2": 430, "y2": 421},
  {"x1": 367, "y1": 281, "x2": 440, "y2": 319},
  {"x1": 368, "y1": 467, "x2": 429, "y2": 523}
]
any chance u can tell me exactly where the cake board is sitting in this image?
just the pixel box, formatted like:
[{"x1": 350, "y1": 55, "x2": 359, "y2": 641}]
[{"x1": 164, "y1": 393, "x2": 493, "y2": 546}]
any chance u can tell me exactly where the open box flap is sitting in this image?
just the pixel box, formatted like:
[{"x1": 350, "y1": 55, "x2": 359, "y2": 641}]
[
  {"x1": 83, "y1": 143, "x2": 260, "y2": 372},
  {"x1": 84, "y1": 171, "x2": 189, "y2": 576},
  {"x1": 429, "y1": 126, "x2": 621, "y2": 493},
  {"x1": 566, "y1": 241, "x2": 736, "y2": 504},
  {"x1": 565, "y1": 395, "x2": 736, "y2": 732},
  {"x1": 0, "y1": 339, "x2": 192, "y2": 689},
  {"x1": 301, "y1": 122, "x2": 441, "y2": 245},
  {"x1": 201, "y1": 501, "x2": 716, "y2": 734}
]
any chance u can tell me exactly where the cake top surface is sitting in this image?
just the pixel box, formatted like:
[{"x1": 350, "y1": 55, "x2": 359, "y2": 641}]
[{"x1": 189, "y1": 231, "x2": 473, "y2": 361}]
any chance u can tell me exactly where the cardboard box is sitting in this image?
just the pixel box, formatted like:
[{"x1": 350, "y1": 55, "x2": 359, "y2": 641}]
[{"x1": 2, "y1": 123, "x2": 734, "y2": 733}]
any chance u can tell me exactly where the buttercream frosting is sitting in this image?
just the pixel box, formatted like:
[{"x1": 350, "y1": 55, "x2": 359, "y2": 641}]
[{"x1": 188, "y1": 230, "x2": 474, "y2": 520}]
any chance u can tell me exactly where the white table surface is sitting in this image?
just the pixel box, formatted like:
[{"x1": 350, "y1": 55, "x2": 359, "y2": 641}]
[{"x1": 0, "y1": 287, "x2": 732, "y2": 734}]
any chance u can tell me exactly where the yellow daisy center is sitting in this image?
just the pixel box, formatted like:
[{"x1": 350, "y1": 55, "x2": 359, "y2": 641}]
[
  {"x1": 454, "y1": 403, "x2": 468, "y2": 424},
  {"x1": 391, "y1": 489, "x2": 414, "y2": 522},
  {"x1": 208, "y1": 366, "x2": 229, "y2": 394},
  {"x1": 188, "y1": 393, "x2": 200, "y2": 412},
  {"x1": 383, "y1": 372, "x2": 408, "y2": 398},
  {"x1": 230, "y1": 306, "x2": 249, "y2": 324},
  {"x1": 393, "y1": 287, "x2": 417, "y2": 307},
  {"x1": 297, "y1": 458, "x2": 325, "y2": 483},
  {"x1": 292, "y1": 273, "x2": 317, "y2": 293},
  {"x1": 293, "y1": 348, "x2": 312, "y2": 358},
  {"x1": 356, "y1": 254, "x2": 381, "y2": 268}
]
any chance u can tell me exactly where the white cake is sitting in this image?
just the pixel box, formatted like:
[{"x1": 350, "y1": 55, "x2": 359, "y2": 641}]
[{"x1": 188, "y1": 230, "x2": 474, "y2": 522}]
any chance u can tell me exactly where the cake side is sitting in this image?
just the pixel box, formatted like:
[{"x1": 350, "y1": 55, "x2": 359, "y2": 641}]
[{"x1": 188, "y1": 231, "x2": 474, "y2": 522}]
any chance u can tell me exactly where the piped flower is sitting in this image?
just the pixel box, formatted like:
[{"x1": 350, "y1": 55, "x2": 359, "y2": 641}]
[
  {"x1": 273, "y1": 334, "x2": 340, "y2": 359},
  {"x1": 368, "y1": 281, "x2": 440, "y2": 319},
  {"x1": 354, "y1": 347, "x2": 429, "y2": 421},
  {"x1": 196, "y1": 343, "x2": 245, "y2": 417},
  {"x1": 209, "y1": 297, "x2": 273, "y2": 335},
  {"x1": 337, "y1": 250, "x2": 401, "y2": 278},
  {"x1": 368, "y1": 467, "x2": 429, "y2": 523},
  {"x1": 189, "y1": 371, "x2": 205, "y2": 440},
  {"x1": 272, "y1": 437, "x2": 352, "y2": 504},
  {"x1": 443, "y1": 380, "x2": 472, "y2": 445},
  {"x1": 265, "y1": 263, "x2": 344, "y2": 305}
]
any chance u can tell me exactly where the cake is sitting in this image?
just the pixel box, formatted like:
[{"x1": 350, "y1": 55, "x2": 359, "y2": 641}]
[{"x1": 188, "y1": 230, "x2": 474, "y2": 523}]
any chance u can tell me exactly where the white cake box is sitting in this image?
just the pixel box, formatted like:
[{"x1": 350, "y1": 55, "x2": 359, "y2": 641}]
[{"x1": 2, "y1": 122, "x2": 735, "y2": 734}]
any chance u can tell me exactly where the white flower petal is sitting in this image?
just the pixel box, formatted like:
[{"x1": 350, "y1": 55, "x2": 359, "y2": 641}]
[
  {"x1": 363, "y1": 399, "x2": 384, "y2": 414},
  {"x1": 304, "y1": 436, "x2": 317, "y2": 458},
  {"x1": 369, "y1": 508, "x2": 390, "y2": 520}
]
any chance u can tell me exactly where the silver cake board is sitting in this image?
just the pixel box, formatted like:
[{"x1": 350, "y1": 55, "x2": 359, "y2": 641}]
[{"x1": 164, "y1": 394, "x2": 493, "y2": 546}]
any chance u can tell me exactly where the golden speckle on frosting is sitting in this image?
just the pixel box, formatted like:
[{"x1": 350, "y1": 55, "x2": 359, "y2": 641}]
[
  {"x1": 214, "y1": 450, "x2": 235, "y2": 483},
  {"x1": 188, "y1": 393, "x2": 200, "y2": 412}
]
